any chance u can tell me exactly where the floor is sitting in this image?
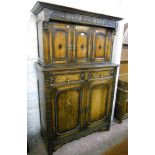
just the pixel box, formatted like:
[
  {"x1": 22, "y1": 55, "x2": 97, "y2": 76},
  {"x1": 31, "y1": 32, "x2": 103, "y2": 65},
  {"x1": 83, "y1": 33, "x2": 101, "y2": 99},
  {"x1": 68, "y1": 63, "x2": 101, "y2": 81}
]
[{"x1": 28, "y1": 119, "x2": 128, "y2": 155}]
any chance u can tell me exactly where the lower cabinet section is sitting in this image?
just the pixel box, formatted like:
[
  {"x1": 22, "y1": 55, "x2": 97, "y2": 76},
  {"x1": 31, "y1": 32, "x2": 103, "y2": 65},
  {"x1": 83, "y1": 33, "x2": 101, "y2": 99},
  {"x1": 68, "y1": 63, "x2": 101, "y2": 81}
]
[{"x1": 36, "y1": 63, "x2": 117, "y2": 155}]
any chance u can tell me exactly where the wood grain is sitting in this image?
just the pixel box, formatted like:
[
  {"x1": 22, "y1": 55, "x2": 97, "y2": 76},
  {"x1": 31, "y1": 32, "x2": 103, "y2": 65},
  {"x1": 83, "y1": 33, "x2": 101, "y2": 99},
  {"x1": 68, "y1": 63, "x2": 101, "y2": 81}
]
[
  {"x1": 37, "y1": 22, "x2": 113, "y2": 66},
  {"x1": 54, "y1": 31, "x2": 67, "y2": 59},
  {"x1": 33, "y1": 2, "x2": 120, "y2": 155},
  {"x1": 57, "y1": 89, "x2": 80, "y2": 133},
  {"x1": 102, "y1": 138, "x2": 128, "y2": 155},
  {"x1": 90, "y1": 85, "x2": 108, "y2": 122}
]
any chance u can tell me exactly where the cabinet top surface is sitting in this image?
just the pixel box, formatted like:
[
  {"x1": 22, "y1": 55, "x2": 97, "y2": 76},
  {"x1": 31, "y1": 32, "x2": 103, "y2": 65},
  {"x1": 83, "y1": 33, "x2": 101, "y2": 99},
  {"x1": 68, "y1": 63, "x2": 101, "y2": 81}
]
[
  {"x1": 31, "y1": 1, "x2": 122, "y2": 21},
  {"x1": 35, "y1": 62, "x2": 118, "y2": 72}
]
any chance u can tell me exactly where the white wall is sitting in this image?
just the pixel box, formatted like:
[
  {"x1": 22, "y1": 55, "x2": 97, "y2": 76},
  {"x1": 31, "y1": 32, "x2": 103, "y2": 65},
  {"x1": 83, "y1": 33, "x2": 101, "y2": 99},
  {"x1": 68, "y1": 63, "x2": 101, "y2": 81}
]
[
  {"x1": 27, "y1": 0, "x2": 127, "y2": 149},
  {"x1": 111, "y1": 20, "x2": 125, "y2": 120},
  {"x1": 123, "y1": 28, "x2": 128, "y2": 44}
]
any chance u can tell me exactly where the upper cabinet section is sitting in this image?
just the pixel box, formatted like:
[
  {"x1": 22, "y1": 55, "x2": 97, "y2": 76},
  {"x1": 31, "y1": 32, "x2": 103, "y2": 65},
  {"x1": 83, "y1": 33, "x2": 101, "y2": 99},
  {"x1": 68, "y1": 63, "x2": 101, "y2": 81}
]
[{"x1": 32, "y1": 1, "x2": 122, "y2": 66}]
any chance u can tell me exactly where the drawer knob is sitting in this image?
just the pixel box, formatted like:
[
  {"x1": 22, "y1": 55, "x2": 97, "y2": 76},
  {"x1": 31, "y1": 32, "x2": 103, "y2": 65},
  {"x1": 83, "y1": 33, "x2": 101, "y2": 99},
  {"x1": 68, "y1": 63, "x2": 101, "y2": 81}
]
[
  {"x1": 100, "y1": 75, "x2": 103, "y2": 78},
  {"x1": 66, "y1": 78, "x2": 70, "y2": 82}
]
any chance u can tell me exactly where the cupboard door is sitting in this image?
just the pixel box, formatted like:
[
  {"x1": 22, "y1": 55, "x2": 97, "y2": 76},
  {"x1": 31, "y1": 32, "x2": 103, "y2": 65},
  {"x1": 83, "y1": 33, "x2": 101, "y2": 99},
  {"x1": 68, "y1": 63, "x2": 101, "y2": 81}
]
[
  {"x1": 53, "y1": 84, "x2": 85, "y2": 136},
  {"x1": 87, "y1": 78, "x2": 113, "y2": 127},
  {"x1": 49, "y1": 23, "x2": 71, "y2": 64},
  {"x1": 73, "y1": 26, "x2": 91, "y2": 63},
  {"x1": 92, "y1": 28, "x2": 107, "y2": 62}
]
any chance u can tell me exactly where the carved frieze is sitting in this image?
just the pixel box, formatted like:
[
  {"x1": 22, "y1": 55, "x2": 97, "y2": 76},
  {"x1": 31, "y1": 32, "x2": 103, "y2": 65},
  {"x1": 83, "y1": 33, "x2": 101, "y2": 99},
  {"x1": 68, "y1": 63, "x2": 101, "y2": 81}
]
[
  {"x1": 49, "y1": 10, "x2": 117, "y2": 28},
  {"x1": 37, "y1": 8, "x2": 118, "y2": 28}
]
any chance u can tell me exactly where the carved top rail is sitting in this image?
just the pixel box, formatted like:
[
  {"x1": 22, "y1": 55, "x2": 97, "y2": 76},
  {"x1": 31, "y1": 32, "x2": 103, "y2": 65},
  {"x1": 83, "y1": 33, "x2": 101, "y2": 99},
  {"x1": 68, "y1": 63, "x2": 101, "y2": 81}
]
[{"x1": 31, "y1": 1, "x2": 122, "y2": 29}]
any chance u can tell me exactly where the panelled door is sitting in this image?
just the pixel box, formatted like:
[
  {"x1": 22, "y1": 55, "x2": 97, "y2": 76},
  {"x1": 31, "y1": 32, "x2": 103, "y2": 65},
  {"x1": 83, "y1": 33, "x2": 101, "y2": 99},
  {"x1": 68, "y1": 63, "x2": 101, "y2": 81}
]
[
  {"x1": 47, "y1": 22, "x2": 113, "y2": 64},
  {"x1": 48, "y1": 23, "x2": 71, "y2": 64},
  {"x1": 87, "y1": 78, "x2": 113, "y2": 127},
  {"x1": 92, "y1": 28, "x2": 107, "y2": 62},
  {"x1": 52, "y1": 83, "x2": 85, "y2": 136},
  {"x1": 73, "y1": 25, "x2": 91, "y2": 63},
  {"x1": 50, "y1": 71, "x2": 114, "y2": 136}
]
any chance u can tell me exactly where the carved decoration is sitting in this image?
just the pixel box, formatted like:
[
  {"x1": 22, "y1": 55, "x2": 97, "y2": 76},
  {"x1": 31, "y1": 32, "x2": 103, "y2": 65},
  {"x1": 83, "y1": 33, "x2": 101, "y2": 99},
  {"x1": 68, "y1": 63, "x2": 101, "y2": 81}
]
[
  {"x1": 58, "y1": 44, "x2": 62, "y2": 50},
  {"x1": 43, "y1": 22, "x2": 48, "y2": 30},
  {"x1": 99, "y1": 45, "x2": 101, "y2": 50},
  {"x1": 112, "y1": 30, "x2": 117, "y2": 36},
  {"x1": 81, "y1": 44, "x2": 84, "y2": 50},
  {"x1": 49, "y1": 75, "x2": 55, "y2": 84},
  {"x1": 111, "y1": 70, "x2": 114, "y2": 76},
  {"x1": 64, "y1": 99, "x2": 72, "y2": 113},
  {"x1": 81, "y1": 72, "x2": 91, "y2": 81},
  {"x1": 49, "y1": 10, "x2": 117, "y2": 28}
]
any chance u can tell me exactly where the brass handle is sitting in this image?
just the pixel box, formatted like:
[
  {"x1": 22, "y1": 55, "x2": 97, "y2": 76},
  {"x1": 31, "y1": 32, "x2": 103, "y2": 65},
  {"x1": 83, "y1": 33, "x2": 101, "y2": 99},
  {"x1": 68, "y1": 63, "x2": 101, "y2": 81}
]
[
  {"x1": 66, "y1": 78, "x2": 70, "y2": 82},
  {"x1": 81, "y1": 72, "x2": 91, "y2": 81},
  {"x1": 100, "y1": 74, "x2": 103, "y2": 78}
]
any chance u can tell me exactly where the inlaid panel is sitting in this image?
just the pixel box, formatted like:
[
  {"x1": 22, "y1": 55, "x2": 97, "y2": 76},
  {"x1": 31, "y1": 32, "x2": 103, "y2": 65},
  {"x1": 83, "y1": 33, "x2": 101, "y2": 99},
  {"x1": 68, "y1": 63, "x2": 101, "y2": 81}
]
[
  {"x1": 93, "y1": 28, "x2": 107, "y2": 62},
  {"x1": 49, "y1": 23, "x2": 70, "y2": 64},
  {"x1": 54, "y1": 31, "x2": 67, "y2": 59},
  {"x1": 90, "y1": 85, "x2": 108, "y2": 123},
  {"x1": 73, "y1": 26, "x2": 90, "y2": 62},
  {"x1": 95, "y1": 34, "x2": 105, "y2": 58},
  {"x1": 77, "y1": 33, "x2": 88, "y2": 58},
  {"x1": 56, "y1": 89, "x2": 80, "y2": 134}
]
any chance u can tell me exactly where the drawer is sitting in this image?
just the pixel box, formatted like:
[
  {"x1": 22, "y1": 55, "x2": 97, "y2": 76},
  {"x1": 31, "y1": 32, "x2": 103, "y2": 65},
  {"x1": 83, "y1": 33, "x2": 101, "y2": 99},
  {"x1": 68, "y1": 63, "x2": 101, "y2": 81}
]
[
  {"x1": 90, "y1": 69, "x2": 114, "y2": 79},
  {"x1": 49, "y1": 68, "x2": 115, "y2": 84},
  {"x1": 50, "y1": 72, "x2": 82, "y2": 84}
]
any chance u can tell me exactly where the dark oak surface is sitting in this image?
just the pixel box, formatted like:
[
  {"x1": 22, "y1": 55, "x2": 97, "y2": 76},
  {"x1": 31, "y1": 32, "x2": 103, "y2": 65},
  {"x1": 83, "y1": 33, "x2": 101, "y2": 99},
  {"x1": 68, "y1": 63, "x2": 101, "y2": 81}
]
[
  {"x1": 36, "y1": 21, "x2": 115, "y2": 66},
  {"x1": 32, "y1": 1, "x2": 122, "y2": 21},
  {"x1": 32, "y1": 1, "x2": 122, "y2": 155}
]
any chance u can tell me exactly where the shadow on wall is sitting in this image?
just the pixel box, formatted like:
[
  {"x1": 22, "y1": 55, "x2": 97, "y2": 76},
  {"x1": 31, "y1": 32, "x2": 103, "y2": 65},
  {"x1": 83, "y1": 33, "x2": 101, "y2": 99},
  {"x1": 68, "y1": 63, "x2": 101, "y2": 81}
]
[{"x1": 27, "y1": 14, "x2": 41, "y2": 150}]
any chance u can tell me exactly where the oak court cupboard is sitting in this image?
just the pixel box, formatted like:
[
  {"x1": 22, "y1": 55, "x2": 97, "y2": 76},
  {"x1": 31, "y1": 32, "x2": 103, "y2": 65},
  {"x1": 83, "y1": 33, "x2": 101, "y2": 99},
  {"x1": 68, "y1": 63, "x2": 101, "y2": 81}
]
[{"x1": 31, "y1": 1, "x2": 122, "y2": 154}]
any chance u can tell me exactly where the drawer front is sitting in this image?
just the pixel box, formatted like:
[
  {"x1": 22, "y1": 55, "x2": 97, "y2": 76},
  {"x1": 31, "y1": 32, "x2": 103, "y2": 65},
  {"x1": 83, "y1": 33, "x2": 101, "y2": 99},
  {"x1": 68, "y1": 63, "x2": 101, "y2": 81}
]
[
  {"x1": 50, "y1": 72, "x2": 82, "y2": 84},
  {"x1": 49, "y1": 68, "x2": 115, "y2": 85},
  {"x1": 91, "y1": 69, "x2": 113, "y2": 79}
]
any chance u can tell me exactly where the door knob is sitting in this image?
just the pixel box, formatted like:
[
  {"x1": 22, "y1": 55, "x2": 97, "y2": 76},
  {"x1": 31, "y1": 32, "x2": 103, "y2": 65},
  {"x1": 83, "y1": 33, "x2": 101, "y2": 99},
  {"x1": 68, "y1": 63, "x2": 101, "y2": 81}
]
[{"x1": 66, "y1": 78, "x2": 70, "y2": 82}]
